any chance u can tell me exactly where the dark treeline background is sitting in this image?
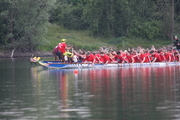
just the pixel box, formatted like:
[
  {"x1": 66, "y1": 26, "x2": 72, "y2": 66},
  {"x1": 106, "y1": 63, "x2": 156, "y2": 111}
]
[{"x1": 0, "y1": 0, "x2": 180, "y2": 52}]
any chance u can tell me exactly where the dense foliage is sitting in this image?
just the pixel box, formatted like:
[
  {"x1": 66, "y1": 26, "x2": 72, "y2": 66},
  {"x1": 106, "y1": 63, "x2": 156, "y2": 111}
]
[
  {"x1": 0, "y1": 0, "x2": 56, "y2": 51},
  {"x1": 0, "y1": 0, "x2": 180, "y2": 51},
  {"x1": 51, "y1": 0, "x2": 180, "y2": 39}
]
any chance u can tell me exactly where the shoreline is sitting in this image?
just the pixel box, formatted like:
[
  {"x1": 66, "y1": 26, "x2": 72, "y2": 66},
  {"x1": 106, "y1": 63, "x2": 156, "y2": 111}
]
[
  {"x1": 0, "y1": 44, "x2": 174, "y2": 58},
  {"x1": 0, "y1": 51, "x2": 53, "y2": 58}
]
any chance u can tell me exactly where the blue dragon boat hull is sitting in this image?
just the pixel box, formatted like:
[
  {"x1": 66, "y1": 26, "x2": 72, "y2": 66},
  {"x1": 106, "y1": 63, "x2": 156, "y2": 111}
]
[{"x1": 37, "y1": 61, "x2": 180, "y2": 69}]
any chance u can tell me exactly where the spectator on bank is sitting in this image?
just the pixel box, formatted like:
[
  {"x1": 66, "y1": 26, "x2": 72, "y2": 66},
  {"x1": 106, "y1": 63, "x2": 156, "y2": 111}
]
[{"x1": 173, "y1": 35, "x2": 180, "y2": 50}]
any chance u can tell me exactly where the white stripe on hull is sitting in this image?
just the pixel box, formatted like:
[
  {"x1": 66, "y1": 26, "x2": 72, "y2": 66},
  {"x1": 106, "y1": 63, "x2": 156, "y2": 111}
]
[{"x1": 38, "y1": 61, "x2": 180, "y2": 69}]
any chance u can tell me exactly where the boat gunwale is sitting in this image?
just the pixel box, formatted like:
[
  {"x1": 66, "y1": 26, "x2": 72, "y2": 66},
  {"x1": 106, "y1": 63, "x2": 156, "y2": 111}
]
[{"x1": 35, "y1": 60, "x2": 180, "y2": 69}]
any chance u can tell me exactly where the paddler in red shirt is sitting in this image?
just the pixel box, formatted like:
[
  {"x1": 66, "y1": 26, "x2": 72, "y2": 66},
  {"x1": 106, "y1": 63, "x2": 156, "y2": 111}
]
[
  {"x1": 53, "y1": 44, "x2": 61, "y2": 61},
  {"x1": 126, "y1": 51, "x2": 134, "y2": 64},
  {"x1": 174, "y1": 51, "x2": 180, "y2": 62},
  {"x1": 164, "y1": 50, "x2": 173, "y2": 62},
  {"x1": 99, "y1": 52, "x2": 110, "y2": 64},
  {"x1": 150, "y1": 50, "x2": 162, "y2": 63},
  {"x1": 158, "y1": 49, "x2": 167, "y2": 62},
  {"x1": 107, "y1": 53, "x2": 117, "y2": 63},
  {"x1": 126, "y1": 51, "x2": 134, "y2": 65},
  {"x1": 83, "y1": 52, "x2": 96, "y2": 65},
  {"x1": 139, "y1": 49, "x2": 150, "y2": 63},
  {"x1": 145, "y1": 50, "x2": 151, "y2": 62},
  {"x1": 93, "y1": 51, "x2": 101, "y2": 63},
  {"x1": 114, "y1": 51, "x2": 125, "y2": 63},
  {"x1": 132, "y1": 51, "x2": 141, "y2": 63},
  {"x1": 58, "y1": 39, "x2": 74, "y2": 63}
]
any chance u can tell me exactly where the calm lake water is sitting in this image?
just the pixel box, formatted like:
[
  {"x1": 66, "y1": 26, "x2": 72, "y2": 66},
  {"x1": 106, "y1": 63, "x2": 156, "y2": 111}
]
[{"x1": 0, "y1": 57, "x2": 180, "y2": 120}]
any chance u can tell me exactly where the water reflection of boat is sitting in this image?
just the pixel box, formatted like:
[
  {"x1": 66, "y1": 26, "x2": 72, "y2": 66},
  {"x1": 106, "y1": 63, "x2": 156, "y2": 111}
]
[
  {"x1": 30, "y1": 65, "x2": 180, "y2": 119},
  {"x1": 34, "y1": 60, "x2": 180, "y2": 69}
]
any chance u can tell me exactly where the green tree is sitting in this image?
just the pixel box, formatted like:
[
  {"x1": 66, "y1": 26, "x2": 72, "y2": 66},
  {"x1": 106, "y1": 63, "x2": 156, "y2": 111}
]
[
  {"x1": 0, "y1": 18, "x2": 7, "y2": 46},
  {"x1": 50, "y1": 0, "x2": 180, "y2": 41},
  {"x1": 50, "y1": 0, "x2": 87, "y2": 30},
  {"x1": 151, "y1": 0, "x2": 180, "y2": 40},
  {"x1": 0, "y1": 0, "x2": 56, "y2": 52}
]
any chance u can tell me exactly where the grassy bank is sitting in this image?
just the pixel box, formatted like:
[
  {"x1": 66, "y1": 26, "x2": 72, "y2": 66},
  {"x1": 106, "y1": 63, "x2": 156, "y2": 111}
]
[
  {"x1": 41, "y1": 24, "x2": 110, "y2": 51},
  {"x1": 40, "y1": 24, "x2": 172, "y2": 51}
]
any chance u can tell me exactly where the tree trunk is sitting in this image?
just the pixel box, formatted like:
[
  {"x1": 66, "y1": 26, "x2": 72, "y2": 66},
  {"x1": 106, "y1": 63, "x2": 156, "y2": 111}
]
[
  {"x1": 171, "y1": 0, "x2": 174, "y2": 41},
  {"x1": 11, "y1": 49, "x2": 16, "y2": 58},
  {"x1": 9, "y1": 0, "x2": 15, "y2": 44},
  {"x1": 110, "y1": 0, "x2": 114, "y2": 36},
  {"x1": 105, "y1": 0, "x2": 110, "y2": 36}
]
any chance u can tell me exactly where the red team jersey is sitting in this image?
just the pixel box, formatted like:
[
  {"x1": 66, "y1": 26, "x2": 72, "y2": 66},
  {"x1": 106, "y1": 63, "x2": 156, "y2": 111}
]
[
  {"x1": 94, "y1": 54, "x2": 101, "y2": 62},
  {"x1": 133, "y1": 55, "x2": 141, "y2": 63},
  {"x1": 100, "y1": 54, "x2": 110, "y2": 63},
  {"x1": 115, "y1": 55, "x2": 124, "y2": 63},
  {"x1": 152, "y1": 53, "x2": 162, "y2": 62},
  {"x1": 108, "y1": 55, "x2": 116, "y2": 63},
  {"x1": 58, "y1": 43, "x2": 67, "y2": 53},
  {"x1": 83, "y1": 54, "x2": 95, "y2": 62},
  {"x1": 164, "y1": 52, "x2": 172, "y2": 62},
  {"x1": 126, "y1": 55, "x2": 133, "y2": 63},
  {"x1": 139, "y1": 54, "x2": 149, "y2": 62}
]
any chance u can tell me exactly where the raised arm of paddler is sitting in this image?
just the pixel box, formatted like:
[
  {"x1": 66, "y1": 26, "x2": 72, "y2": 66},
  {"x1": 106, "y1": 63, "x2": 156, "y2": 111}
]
[
  {"x1": 73, "y1": 49, "x2": 86, "y2": 58},
  {"x1": 151, "y1": 45, "x2": 156, "y2": 51}
]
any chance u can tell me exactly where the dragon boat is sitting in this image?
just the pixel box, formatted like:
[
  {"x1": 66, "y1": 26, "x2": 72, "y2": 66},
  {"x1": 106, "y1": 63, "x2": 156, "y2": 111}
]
[{"x1": 30, "y1": 57, "x2": 180, "y2": 69}]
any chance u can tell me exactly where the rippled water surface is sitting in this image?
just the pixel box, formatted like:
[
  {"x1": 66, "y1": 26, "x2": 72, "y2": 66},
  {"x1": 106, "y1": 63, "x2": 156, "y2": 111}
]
[{"x1": 0, "y1": 58, "x2": 180, "y2": 120}]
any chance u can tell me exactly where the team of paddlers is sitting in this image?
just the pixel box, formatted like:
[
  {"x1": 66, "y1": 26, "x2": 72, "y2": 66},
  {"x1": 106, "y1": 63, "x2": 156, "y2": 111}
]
[{"x1": 52, "y1": 39, "x2": 180, "y2": 65}]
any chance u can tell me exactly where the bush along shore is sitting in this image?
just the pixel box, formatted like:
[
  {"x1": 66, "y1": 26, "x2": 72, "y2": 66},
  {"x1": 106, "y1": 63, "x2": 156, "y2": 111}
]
[{"x1": 0, "y1": 51, "x2": 53, "y2": 58}]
